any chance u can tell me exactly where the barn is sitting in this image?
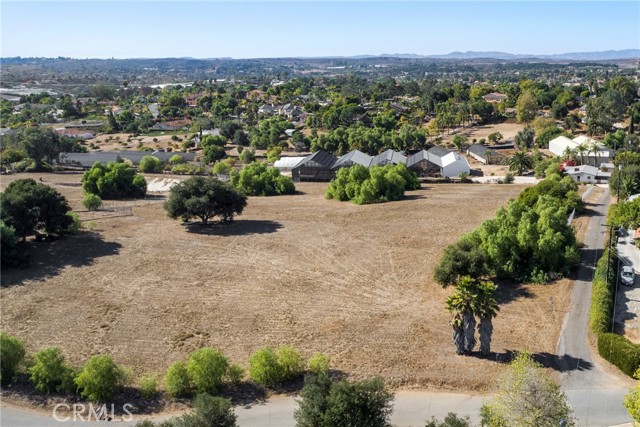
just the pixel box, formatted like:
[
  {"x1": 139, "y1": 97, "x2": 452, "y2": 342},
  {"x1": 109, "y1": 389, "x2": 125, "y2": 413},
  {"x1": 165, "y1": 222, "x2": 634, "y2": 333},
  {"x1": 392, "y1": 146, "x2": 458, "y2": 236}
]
[
  {"x1": 406, "y1": 150, "x2": 440, "y2": 177},
  {"x1": 466, "y1": 144, "x2": 505, "y2": 165},
  {"x1": 291, "y1": 150, "x2": 337, "y2": 182}
]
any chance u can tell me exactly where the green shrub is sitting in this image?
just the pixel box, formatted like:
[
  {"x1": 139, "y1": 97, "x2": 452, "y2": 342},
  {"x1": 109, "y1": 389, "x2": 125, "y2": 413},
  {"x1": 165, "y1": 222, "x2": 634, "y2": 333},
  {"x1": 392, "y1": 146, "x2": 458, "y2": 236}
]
[
  {"x1": 83, "y1": 193, "x2": 103, "y2": 211},
  {"x1": 75, "y1": 355, "x2": 125, "y2": 402},
  {"x1": 187, "y1": 348, "x2": 229, "y2": 394},
  {"x1": 589, "y1": 247, "x2": 617, "y2": 334},
  {"x1": 239, "y1": 149, "x2": 256, "y2": 164},
  {"x1": 326, "y1": 164, "x2": 419, "y2": 205},
  {"x1": 139, "y1": 156, "x2": 165, "y2": 173},
  {"x1": 248, "y1": 347, "x2": 281, "y2": 386},
  {"x1": 29, "y1": 347, "x2": 76, "y2": 393},
  {"x1": 308, "y1": 353, "x2": 330, "y2": 376},
  {"x1": 169, "y1": 155, "x2": 186, "y2": 165},
  {"x1": 82, "y1": 162, "x2": 147, "y2": 199},
  {"x1": 225, "y1": 364, "x2": 244, "y2": 384},
  {"x1": 229, "y1": 162, "x2": 295, "y2": 196},
  {"x1": 275, "y1": 346, "x2": 304, "y2": 382},
  {"x1": 597, "y1": 333, "x2": 640, "y2": 377},
  {"x1": 164, "y1": 361, "x2": 191, "y2": 398},
  {"x1": 212, "y1": 161, "x2": 231, "y2": 175},
  {"x1": 168, "y1": 393, "x2": 237, "y2": 427},
  {"x1": 0, "y1": 332, "x2": 25, "y2": 384},
  {"x1": 249, "y1": 346, "x2": 304, "y2": 386},
  {"x1": 139, "y1": 374, "x2": 158, "y2": 400}
]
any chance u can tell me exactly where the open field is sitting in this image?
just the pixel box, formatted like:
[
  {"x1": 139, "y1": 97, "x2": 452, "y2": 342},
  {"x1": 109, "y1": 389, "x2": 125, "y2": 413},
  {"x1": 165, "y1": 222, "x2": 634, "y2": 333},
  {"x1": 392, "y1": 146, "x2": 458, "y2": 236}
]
[{"x1": 1, "y1": 174, "x2": 575, "y2": 391}]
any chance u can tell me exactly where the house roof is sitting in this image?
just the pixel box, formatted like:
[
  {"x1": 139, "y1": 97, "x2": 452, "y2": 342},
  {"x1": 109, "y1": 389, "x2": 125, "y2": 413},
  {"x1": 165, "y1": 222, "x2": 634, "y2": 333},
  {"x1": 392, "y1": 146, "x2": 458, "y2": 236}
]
[
  {"x1": 333, "y1": 150, "x2": 373, "y2": 168},
  {"x1": 274, "y1": 157, "x2": 306, "y2": 169},
  {"x1": 466, "y1": 144, "x2": 504, "y2": 159},
  {"x1": 566, "y1": 165, "x2": 599, "y2": 176},
  {"x1": 369, "y1": 149, "x2": 406, "y2": 166}
]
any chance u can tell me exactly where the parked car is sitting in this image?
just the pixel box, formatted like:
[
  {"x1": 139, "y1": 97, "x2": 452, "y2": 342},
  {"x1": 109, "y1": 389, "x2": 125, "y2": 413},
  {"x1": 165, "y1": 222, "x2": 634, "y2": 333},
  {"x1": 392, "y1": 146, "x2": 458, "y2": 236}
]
[{"x1": 621, "y1": 266, "x2": 635, "y2": 286}]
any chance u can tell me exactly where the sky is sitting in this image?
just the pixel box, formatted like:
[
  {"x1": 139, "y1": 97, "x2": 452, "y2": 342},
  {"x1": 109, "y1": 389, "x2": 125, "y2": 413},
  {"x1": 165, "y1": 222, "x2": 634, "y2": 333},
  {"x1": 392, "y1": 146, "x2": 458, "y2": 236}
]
[{"x1": 1, "y1": 1, "x2": 639, "y2": 59}]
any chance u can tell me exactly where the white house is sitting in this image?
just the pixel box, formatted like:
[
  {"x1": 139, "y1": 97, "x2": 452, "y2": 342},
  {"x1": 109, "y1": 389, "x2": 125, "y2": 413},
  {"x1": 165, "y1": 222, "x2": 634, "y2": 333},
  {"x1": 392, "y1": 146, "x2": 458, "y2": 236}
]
[
  {"x1": 565, "y1": 164, "x2": 611, "y2": 184},
  {"x1": 548, "y1": 135, "x2": 614, "y2": 167},
  {"x1": 425, "y1": 146, "x2": 470, "y2": 177}
]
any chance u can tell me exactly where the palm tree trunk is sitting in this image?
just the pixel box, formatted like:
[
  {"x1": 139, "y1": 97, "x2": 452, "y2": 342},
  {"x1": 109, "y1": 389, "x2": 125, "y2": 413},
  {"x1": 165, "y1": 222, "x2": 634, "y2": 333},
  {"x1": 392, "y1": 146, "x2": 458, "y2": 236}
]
[
  {"x1": 453, "y1": 323, "x2": 465, "y2": 355},
  {"x1": 478, "y1": 317, "x2": 493, "y2": 356},
  {"x1": 463, "y1": 311, "x2": 476, "y2": 354}
]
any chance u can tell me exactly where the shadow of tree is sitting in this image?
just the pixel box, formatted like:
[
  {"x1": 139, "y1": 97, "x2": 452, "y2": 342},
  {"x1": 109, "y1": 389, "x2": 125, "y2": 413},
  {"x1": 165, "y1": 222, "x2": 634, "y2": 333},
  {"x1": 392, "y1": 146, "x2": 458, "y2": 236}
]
[
  {"x1": 1, "y1": 232, "x2": 122, "y2": 287},
  {"x1": 494, "y1": 279, "x2": 533, "y2": 305},
  {"x1": 184, "y1": 220, "x2": 283, "y2": 236},
  {"x1": 480, "y1": 350, "x2": 594, "y2": 373}
]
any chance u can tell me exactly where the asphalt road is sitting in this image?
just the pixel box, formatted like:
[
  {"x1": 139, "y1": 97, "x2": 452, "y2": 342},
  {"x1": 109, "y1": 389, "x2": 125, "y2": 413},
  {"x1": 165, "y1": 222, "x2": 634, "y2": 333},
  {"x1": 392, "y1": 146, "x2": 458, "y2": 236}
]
[{"x1": 1, "y1": 187, "x2": 635, "y2": 427}]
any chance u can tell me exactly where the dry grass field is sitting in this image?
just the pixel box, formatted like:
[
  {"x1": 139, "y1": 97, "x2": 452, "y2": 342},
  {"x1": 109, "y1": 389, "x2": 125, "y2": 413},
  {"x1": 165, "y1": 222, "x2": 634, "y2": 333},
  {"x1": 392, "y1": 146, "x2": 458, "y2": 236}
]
[{"x1": 1, "y1": 174, "x2": 575, "y2": 391}]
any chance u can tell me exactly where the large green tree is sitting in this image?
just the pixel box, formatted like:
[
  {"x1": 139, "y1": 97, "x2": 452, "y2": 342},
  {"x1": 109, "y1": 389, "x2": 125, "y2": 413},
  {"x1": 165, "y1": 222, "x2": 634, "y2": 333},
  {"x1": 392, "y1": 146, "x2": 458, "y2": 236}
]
[
  {"x1": 165, "y1": 176, "x2": 247, "y2": 224},
  {"x1": 82, "y1": 161, "x2": 147, "y2": 199},
  {"x1": 1, "y1": 179, "x2": 73, "y2": 240},
  {"x1": 516, "y1": 91, "x2": 539, "y2": 123}
]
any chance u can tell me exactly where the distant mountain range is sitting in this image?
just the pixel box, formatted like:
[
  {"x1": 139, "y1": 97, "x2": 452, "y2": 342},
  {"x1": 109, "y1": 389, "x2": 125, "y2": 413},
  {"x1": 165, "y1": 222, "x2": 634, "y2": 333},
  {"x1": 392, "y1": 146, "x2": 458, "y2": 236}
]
[{"x1": 353, "y1": 49, "x2": 640, "y2": 61}]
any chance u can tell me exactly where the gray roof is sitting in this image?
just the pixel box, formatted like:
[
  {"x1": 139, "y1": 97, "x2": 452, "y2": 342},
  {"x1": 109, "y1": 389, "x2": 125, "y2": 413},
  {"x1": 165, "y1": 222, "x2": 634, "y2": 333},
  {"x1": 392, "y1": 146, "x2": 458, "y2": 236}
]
[
  {"x1": 58, "y1": 151, "x2": 196, "y2": 167},
  {"x1": 427, "y1": 146, "x2": 452, "y2": 158},
  {"x1": 369, "y1": 149, "x2": 406, "y2": 166},
  {"x1": 293, "y1": 150, "x2": 337, "y2": 169},
  {"x1": 333, "y1": 150, "x2": 373, "y2": 168},
  {"x1": 466, "y1": 144, "x2": 505, "y2": 159}
]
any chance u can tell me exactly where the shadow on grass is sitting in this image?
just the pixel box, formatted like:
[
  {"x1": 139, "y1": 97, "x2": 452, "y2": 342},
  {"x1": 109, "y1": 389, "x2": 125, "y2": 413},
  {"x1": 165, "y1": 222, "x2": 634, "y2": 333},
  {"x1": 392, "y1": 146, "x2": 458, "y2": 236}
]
[
  {"x1": 1, "y1": 232, "x2": 122, "y2": 287},
  {"x1": 184, "y1": 220, "x2": 283, "y2": 236}
]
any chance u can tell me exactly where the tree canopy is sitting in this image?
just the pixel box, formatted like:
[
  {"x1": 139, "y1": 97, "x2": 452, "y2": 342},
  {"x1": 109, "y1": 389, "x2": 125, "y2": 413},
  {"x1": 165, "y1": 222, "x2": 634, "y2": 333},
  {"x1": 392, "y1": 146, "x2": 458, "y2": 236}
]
[
  {"x1": 82, "y1": 161, "x2": 147, "y2": 199},
  {"x1": 1, "y1": 179, "x2": 73, "y2": 240},
  {"x1": 165, "y1": 176, "x2": 247, "y2": 224},
  {"x1": 229, "y1": 162, "x2": 295, "y2": 196}
]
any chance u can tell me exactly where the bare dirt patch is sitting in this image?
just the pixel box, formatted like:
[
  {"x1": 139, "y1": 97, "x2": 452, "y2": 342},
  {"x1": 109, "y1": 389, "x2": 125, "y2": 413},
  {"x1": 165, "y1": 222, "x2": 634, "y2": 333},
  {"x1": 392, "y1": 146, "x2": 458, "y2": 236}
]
[{"x1": 1, "y1": 175, "x2": 574, "y2": 392}]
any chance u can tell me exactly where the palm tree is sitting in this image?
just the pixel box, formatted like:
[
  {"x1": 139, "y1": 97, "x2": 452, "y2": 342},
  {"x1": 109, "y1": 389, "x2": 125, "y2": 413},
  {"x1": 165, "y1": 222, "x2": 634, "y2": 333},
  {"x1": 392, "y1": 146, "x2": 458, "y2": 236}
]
[
  {"x1": 588, "y1": 144, "x2": 599, "y2": 166},
  {"x1": 508, "y1": 151, "x2": 534, "y2": 176},
  {"x1": 575, "y1": 143, "x2": 588, "y2": 165},
  {"x1": 562, "y1": 146, "x2": 574, "y2": 162},
  {"x1": 476, "y1": 281, "x2": 500, "y2": 356},
  {"x1": 446, "y1": 276, "x2": 479, "y2": 355}
]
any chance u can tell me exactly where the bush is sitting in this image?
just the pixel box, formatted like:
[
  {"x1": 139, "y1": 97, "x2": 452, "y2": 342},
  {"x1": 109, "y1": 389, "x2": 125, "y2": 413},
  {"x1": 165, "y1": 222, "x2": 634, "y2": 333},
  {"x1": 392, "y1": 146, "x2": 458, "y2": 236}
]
[
  {"x1": 203, "y1": 144, "x2": 226, "y2": 164},
  {"x1": 75, "y1": 355, "x2": 125, "y2": 402},
  {"x1": 187, "y1": 348, "x2": 229, "y2": 394},
  {"x1": 164, "y1": 361, "x2": 191, "y2": 398},
  {"x1": 169, "y1": 155, "x2": 186, "y2": 165},
  {"x1": 0, "y1": 332, "x2": 25, "y2": 384},
  {"x1": 239, "y1": 149, "x2": 256, "y2": 164},
  {"x1": 225, "y1": 364, "x2": 244, "y2": 385},
  {"x1": 83, "y1": 193, "x2": 103, "y2": 211},
  {"x1": 425, "y1": 413, "x2": 474, "y2": 427},
  {"x1": 597, "y1": 333, "x2": 640, "y2": 377},
  {"x1": 212, "y1": 161, "x2": 231, "y2": 176},
  {"x1": 326, "y1": 164, "x2": 419, "y2": 205},
  {"x1": 168, "y1": 393, "x2": 237, "y2": 427},
  {"x1": 275, "y1": 346, "x2": 304, "y2": 382},
  {"x1": 248, "y1": 347, "x2": 281, "y2": 386},
  {"x1": 308, "y1": 353, "x2": 330, "y2": 376},
  {"x1": 230, "y1": 162, "x2": 295, "y2": 196},
  {"x1": 589, "y1": 247, "x2": 617, "y2": 334},
  {"x1": 82, "y1": 162, "x2": 147, "y2": 199},
  {"x1": 295, "y1": 374, "x2": 393, "y2": 427},
  {"x1": 503, "y1": 173, "x2": 515, "y2": 184},
  {"x1": 139, "y1": 155, "x2": 165, "y2": 173},
  {"x1": 29, "y1": 347, "x2": 76, "y2": 394},
  {"x1": 139, "y1": 374, "x2": 159, "y2": 400}
]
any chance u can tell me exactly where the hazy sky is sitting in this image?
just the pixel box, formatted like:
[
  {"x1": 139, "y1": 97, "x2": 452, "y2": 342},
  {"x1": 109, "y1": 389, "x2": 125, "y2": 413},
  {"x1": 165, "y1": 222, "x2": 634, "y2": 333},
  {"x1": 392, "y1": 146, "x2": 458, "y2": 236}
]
[{"x1": 1, "y1": 1, "x2": 639, "y2": 58}]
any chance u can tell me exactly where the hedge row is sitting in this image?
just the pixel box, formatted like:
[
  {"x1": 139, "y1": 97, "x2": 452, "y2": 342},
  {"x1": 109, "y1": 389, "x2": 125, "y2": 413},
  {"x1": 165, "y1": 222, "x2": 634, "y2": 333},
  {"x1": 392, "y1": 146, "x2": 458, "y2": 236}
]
[
  {"x1": 597, "y1": 333, "x2": 640, "y2": 377},
  {"x1": 589, "y1": 246, "x2": 617, "y2": 334}
]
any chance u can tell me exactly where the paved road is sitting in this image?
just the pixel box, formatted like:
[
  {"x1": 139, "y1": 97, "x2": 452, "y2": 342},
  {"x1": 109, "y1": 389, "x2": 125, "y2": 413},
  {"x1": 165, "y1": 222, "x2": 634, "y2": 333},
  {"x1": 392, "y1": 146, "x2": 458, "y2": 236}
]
[
  {"x1": 2, "y1": 187, "x2": 635, "y2": 427},
  {"x1": 556, "y1": 187, "x2": 633, "y2": 426}
]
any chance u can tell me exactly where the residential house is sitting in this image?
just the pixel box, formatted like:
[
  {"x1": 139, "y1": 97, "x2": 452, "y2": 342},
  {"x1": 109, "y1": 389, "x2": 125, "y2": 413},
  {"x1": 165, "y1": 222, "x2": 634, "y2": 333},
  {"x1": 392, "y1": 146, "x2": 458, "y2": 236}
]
[
  {"x1": 55, "y1": 128, "x2": 95, "y2": 139},
  {"x1": 564, "y1": 164, "x2": 610, "y2": 184},
  {"x1": 482, "y1": 92, "x2": 508, "y2": 103},
  {"x1": 548, "y1": 135, "x2": 614, "y2": 167},
  {"x1": 280, "y1": 103, "x2": 303, "y2": 120},
  {"x1": 258, "y1": 104, "x2": 276, "y2": 115}
]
